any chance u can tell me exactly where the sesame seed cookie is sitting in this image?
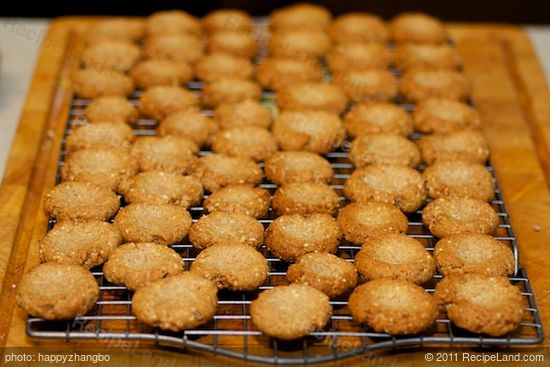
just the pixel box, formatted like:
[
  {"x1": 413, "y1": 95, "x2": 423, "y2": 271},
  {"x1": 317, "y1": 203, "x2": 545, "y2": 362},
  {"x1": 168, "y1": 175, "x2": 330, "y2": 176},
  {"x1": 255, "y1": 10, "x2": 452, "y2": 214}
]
[
  {"x1": 194, "y1": 53, "x2": 254, "y2": 82},
  {"x1": 191, "y1": 244, "x2": 268, "y2": 290},
  {"x1": 119, "y1": 171, "x2": 203, "y2": 208},
  {"x1": 86, "y1": 18, "x2": 145, "y2": 44},
  {"x1": 146, "y1": 10, "x2": 202, "y2": 36},
  {"x1": 355, "y1": 233, "x2": 435, "y2": 284},
  {"x1": 201, "y1": 78, "x2": 262, "y2": 108},
  {"x1": 132, "y1": 272, "x2": 218, "y2": 331},
  {"x1": 16, "y1": 263, "x2": 99, "y2": 320},
  {"x1": 256, "y1": 57, "x2": 323, "y2": 92},
  {"x1": 265, "y1": 213, "x2": 341, "y2": 262},
  {"x1": 61, "y1": 148, "x2": 139, "y2": 192},
  {"x1": 82, "y1": 40, "x2": 141, "y2": 73},
  {"x1": 400, "y1": 70, "x2": 469, "y2": 102},
  {"x1": 326, "y1": 42, "x2": 389, "y2": 73},
  {"x1": 202, "y1": 9, "x2": 253, "y2": 33},
  {"x1": 343, "y1": 102, "x2": 413, "y2": 138},
  {"x1": 66, "y1": 122, "x2": 134, "y2": 152},
  {"x1": 214, "y1": 100, "x2": 272, "y2": 130},
  {"x1": 85, "y1": 96, "x2": 138, "y2": 124},
  {"x1": 272, "y1": 111, "x2": 345, "y2": 153},
  {"x1": 390, "y1": 12, "x2": 447, "y2": 44},
  {"x1": 73, "y1": 69, "x2": 134, "y2": 99},
  {"x1": 422, "y1": 197, "x2": 499, "y2": 238},
  {"x1": 130, "y1": 136, "x2": 198, "y2": 174},
  {"x1": 264, "y1": 151, "x2": 333, "y2": 185},
  {"x1": 343, "y1": 165, "x2": 426, "y2": 212},
  {"x1": 418, "y1": 129, "x2": 490, "y2": 165},
  {"x1": 392, "y1": 44, "x2": 461, "y2": 71},
  {"x1": 272, "y1": 182, "x2": 340, "y2": 216},
  {"x1": 270, "y1": 3, "x2": 332, "y2": 32},
  {"x1": 287, "y1": 253, "x2": 357, "y2": 298},
  {"x1": 103, "y1": 242, "x2": 183, "y2": 291},
  {"x1": 333, "y1": 70, "x2": 398, "y2": 102},
  {"x1": 189, "y1": 154, "x2": 263, "y2": 192},
  {"x1": 435, "y1": 273, "x2": 524, "y2": 336},
  {"x1": 434, "y1": 233, "x2": 514, "y2": 277},
  {"x1": 423, "y1": 161, "x2": 495, "y2": 201},
  {"x1": 211, "y1": 126, "x2": 278, "y2": 161},
  {"x1": 329, "y1": 13, "x2": 388, "y2": 44},
  {"x1": 203, "y1": 184, "x2": 270, "y2": 218},
  {"x1": 39, "y1": 221, "x2": 121, "y2": 269},
  {"x1": 189, "y1": 212, "x2": 264, "y2": 249},
  {"x1": 206, "y1": 31, "x2": 257, "y2": 59},
  {"x1": 250, "y1": 284, "x2": 332, "y2": 340},
  {"x1": 413, "y1": 98, "x2": 481, "y2": 134},
  {"x1": 114, "y1": 203, "x2": 192, "y2": 245},
  {"x1": 144, "y1": 34, "x2": 203, "y2": 64},
  {"x1": 269, "y1": 30, "x2": 331, "y2": 61},
  {"x1": 158, "y1": 110, "x2": 219, "y2": 147},
  {"x1": 130, "y1": 59, "x2": 193, "y2": 89},
  {"x1": 277, "y1": 82, "x2": 348, "y2": 114},
  {"x1": 139, "y1": 86, "x2": 199, "y2": 120},
  {"x1": 349, "y1": 279, "x2": 438, "y2": 335},
  {"x1": 349, "y1": 133, "x2": 421, "y2": 168},
  {"x1": 336, "y1": 201, "x2": 408, "y2": 245}
]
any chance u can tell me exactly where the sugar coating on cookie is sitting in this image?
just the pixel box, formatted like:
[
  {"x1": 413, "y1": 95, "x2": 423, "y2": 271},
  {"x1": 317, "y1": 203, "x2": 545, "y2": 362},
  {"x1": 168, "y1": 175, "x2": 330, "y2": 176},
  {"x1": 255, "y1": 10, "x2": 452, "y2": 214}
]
[
  {"x1": 337, "y1": 201, "x2": 408, "y2": 244},
  {"x1": 265, "y1": 213, "x2": 341, "y2": 262},
  {"x1": 158, "y1": 110, "x2": 219, "y2": 147},
  {"x1": 392, "y1": 44, "x2": 461, "y2": 71},
  {"x1": 201, "y1": 78, "x2": 262, "y2": 108},
  {"x1": 270, "y1": 3, "x2": 331, "y2": 31},
  {"x1": 82, "y1": 40, "x2": 141, "y2": 73},
  {"x1": 418, "y1": 129, "x2": 490, "y2": 165},
  {"x1": 264, "y1": 151, "x2": 333, "y2": 185},
  {"x1": 349, "y1": 279, "x2": 438, "y2": 335},
  {"x1": 211, "y1": 126, "x2": 278, "y2": 161},
  {"x1": 132, "y1": 272, "x2": 218, "y2": 331},
  {"x1": 139, "y1": 86, "x2": 199, "y2": 120},
  {"x1": 146, "y1": 10, "x2": 202, "y2": 36},
  {"x1": 400, "y1": 70, "x2": 469, "y2": 102},
  {"x1": 326, "y1": 42, "x2": 389, "y2": 73},
  {"x1": 85, "y1": 96, "x2": 138, "y2": 124},
  {"x1": 272, "y1": 182, "x2": 340, "y2": 216},
  {"x1": 214, "y1": 100, "x2": 272, "y2": 130},
  {"x1": 435, "y1": 273, "x2": 524, "y2": 336},
  {"x1": 250, "y1": 284, "x2": 332, "y2": 340},
  {"x1": 343, "y1": 102, "x2": 413, "y2": 137},
  {"x1": 194, "y1": 53, "x2": 254, "y2": 83},
  {"x1": 413, "y1": 98, "x2": 481, "y2": 134},
  {"x1": 144, "y1": 34, "x2": 203, "y2": 63},
  {"x1": 189, "y1": 211, "x2": 264, "y2": 249},
  {"x1": 206, "y1": 32, "x2": 257, "y2": 59},
  {"x1": 333, "y1": 70, "x2": 398, "y2": 102},
  {"x1": 87, "y1": 18, "x2": 145, "y2": 44},
  {"x1": 130, "y1": 136, "x2": 198, "y2": 174},
  {"x1": 355, "y1": 233, "x2": 435, "y2": 284},
  {"x1": 103, "y1": 242, "x2": 184, "y2": 290},
  {"x1": 277, "y1": 82, "x2": 348, "y2": 114},
  {"x1": 16, "y1": 263, "x2": 99, "y2": 320},
  {"x1": 203, "y1": 184, "x2": 270, "y2": 218},
  {"x1": 66, "y1": 122, "x2": 135, "y2": 152},
  {"x1": 434, "y1": 233, "x2": 514, "y2": 277},
  {"x1": 390, "y1": 12, "x2": 447, "y2": 44},
  {"x1": 349, "y1": 133, "x2": 420, "y2": 168},
  {"x1": 114, "y1": 203, "x2": 192, "y2": 245},
  {"x1": 131, "y1": 59, "x2": 193, "y2": 89},
  {"x1": 73, "y1": 69, "x2": 134, "y2": 99},
  {"x1": 256, "y1": 57, "x2": 323, "y2": 91},
  {"x1": 329, "y1": 13, "x2": 388, "y2": 44},
  {"x1": 287, "y1": 253, "x2": 357, "y2": 298},
  {"x1": 202, "y1": 9, "x2": 253, "y2": 33}
]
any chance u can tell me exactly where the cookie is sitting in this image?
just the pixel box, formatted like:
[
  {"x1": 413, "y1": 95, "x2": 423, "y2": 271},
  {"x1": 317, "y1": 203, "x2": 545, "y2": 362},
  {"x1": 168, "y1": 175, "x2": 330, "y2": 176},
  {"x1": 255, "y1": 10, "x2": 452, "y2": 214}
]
[
  {"x1": 355, "y1": 233, "x2": 435, "y2": 284},
  {"x1": 144, "y1": 34, "x2": 203, "y2": 64},
  {"x1": 349, "y1": 279, "x2": 438, "y2": 335},
  {"x1": 277, "y1": 82, "x2": 348, "y2": 114},
  {"x1": 343, "y1": 165, "x2": 426, "y2": 213},
  {"x1": 349, "y1": 133, "x2": 421, "y2": 168},
  {"x1": 189, "y1": 211, "x2": 264, "y2": 249},
  {"x1": 189, "y1": 154, "x2": 263, "y2": 192},
  {"x1": 66, "y1": 122, "x2": 134, "y2": 152},
  {"x1": 390, "y1": 12, "x2": 447, "y2": 44},
  {"x1": 265, "y1": 213, "x2": 341, "y2": 262},
  {"x1": 413, "y1": 98, "x2": 481, "y2": 134},
  {"x1": 272, "y1": 182, "x2": 340, "y2": 216},
  {"x1": 269, "y1": 3, "x2": 332, "y2": 31},
  {"x1": 191, "y1": 244, "x2": 268, "y2": 290},
  {"x1": 158, "y1": 110, "x2": 219, "y2": 147},
  {"x1": 264, "y1": 151, "x2": 333, "y2": 185},
  {"x1": 202, "y1": 9, "x2": 253, "y2": 33},
  {"x1": 85, "y1": 96, "x2": 138, "y2": 124},
  {"x1": 130, "y1": 59, "x2": 193, "y2": 89},
  {"x1": 422, "y1": 197, "x2": 499, "y2": 238},
  {"x1": 211, "y1": 126, "x2": 278, "y2": 161},
  {"x1": 434, "y1": 233, "x2": 514, "y2": 277},
  {"x1": 132, "y1": 272, "x2": 217, "y2": 331},
  {"x1": 16, "y1": 263, "x2": 99, "y2": 320},
  {"x1": 329, "y1": 13, "x2": 388, "y2": 44},
  {"x1": 400, "y1": 70, "x2": 469, "y2": 102},
  {"x1": 336, "y1": 201, "x2": 408, "y2": 245},
  {"x1": 194, "y1": 53, "x2": 254, "y2": 82},
  {"x1": 287, "y1": 253, "x2": 357, "y2": 298},
  {"x1": 206, "y1": 31, "x2": 257, "y2": 59},
  {"x1": 392, "y1": 44, "x2": 461, "y2": 71},
  {"x1": 343, "y1": 102, "x2": 413, "y2": 138},
  {"x1": 146, "y1": 10, "x2": 202, "y2": 36},
  {"x1": 73, "y1": 69, "x2": 134, "y2": 99},
  {"x1": 272, "y1": 111, "x2": 345, "y2": 153},
  {"x1": 139, "y1": 85, "x2": 199, "y2": 120},
  {"x1": 119, "y1": 171, "x2": 203, "y2": 208},
  {"x1": 201, "y1": 78, "x2": 262, "y2": 108},
  {"x1": 82, "y1": 40, "x2": 141, "y2": 73},
  {"x1": 203, "y1": 184, "x2": 270, "y2": 218},
  {"x1": 214, "y1": 99, "x2": 272, "y2": 130},
  {"x1": 423, "y1": 161, "x2": 495, "y2": 201},
  {"x1": 130, "y1": 136, "x2": 198, "y2": 174},
  {"x1": 86, "y1": 18, "x2": 145, "y2": 44},
  {"x1": 417, "y1": 129, "x2": 490, "y2": 165},
  {"x1": 256, "y1": 57, "x2": 323, "y2": 91},
  {"x1": 103, "y1": 242, "x2": 183, "y2": 291},
  {"x1": 434, "y1": 273, "x2": 523, "y2": 336},
  {"x1": 114, "y1": 202, "x2": 192, "y2": 245},
  {"x1": 326, "y1": 42, "x2": 389, "y2": 73},
  {"x1": 61, "y1": 148, "x2": 139, "y2": 192},
  {"x1": 250, "y1": 284, "x2": 332, "y2": 340},
  {"x1": 269, "y1": 30, "x2": 331, "y2": 61},
  {"x1": 332, "y1": 70, "x2": 398, "y2": 102}
]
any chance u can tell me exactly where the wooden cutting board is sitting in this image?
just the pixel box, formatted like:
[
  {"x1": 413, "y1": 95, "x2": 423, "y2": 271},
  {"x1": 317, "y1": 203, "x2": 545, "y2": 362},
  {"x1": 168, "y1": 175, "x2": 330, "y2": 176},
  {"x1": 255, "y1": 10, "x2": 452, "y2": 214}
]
[{"x1": 0, "y1": 18, "x2": 549, "y2": 366}]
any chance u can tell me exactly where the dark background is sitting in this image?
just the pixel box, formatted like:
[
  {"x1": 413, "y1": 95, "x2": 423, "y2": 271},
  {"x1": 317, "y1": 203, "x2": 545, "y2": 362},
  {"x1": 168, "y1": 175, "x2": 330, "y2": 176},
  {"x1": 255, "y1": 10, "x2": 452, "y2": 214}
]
[{"x1": 2, "y1": 0, "x2": 550, "y2": 24}]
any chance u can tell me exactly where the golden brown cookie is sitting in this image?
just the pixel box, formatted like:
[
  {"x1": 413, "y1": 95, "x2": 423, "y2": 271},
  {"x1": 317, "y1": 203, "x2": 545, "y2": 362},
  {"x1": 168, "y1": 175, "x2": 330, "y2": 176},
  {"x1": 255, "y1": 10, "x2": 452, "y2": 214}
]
[
  {"x1": 326, "y1": 42, "x2": 389, "y2": 73},
  {"x1": 86, "y1": 18, "x2": 145, "y2": 44},
  {"x1": 336, "y1": 201, "x2": 408, "y2": 245},
  {"x1": 269, "y1": 3, "x2": 332, "y2": 31},
  {"x1": 114, "y1": 202, "x2": 192, "y2": 245},
  {"x1": 189, "y1": 154, "x2": 263, "y2": 192},
  {"x1": 349, "y1": 133, "x2": 421, "y2": 168},
  {"x1": 272, "y1": 111, "x2": 345, "y2": 153},
  {"x1": 355, "y1": 233, "x2": 435, "y2": 284},
  {"x1": 103, "y1": 242, "x2": 183, "y2": 291},
  {"x1": 329, "y1": 13, "x2": 388, "y2": 44},
  {"x1": 333, "y1": 70, "x2": 398, "y2": 102},
  {"x1": 132, "y1": 272, "x2": 217, "y2": 331},
  {"x1": 277, "y1": 82, "x2": 348, "y2": 114},
  {"x1": 250, "y1": 284, "x2": 332, "y2": 340},
  {"x1": 349, "y1": 279, "x2": 438, "y2": 335},
  {"x1": 61, "y1": 148, "x2": 139, "y2": 192},
  {"x1": 202, "y1": 9, "x2": 253, "y2": 33},
  {"x1": 211, "y1": 126, "x2": 278, "y2": 161},
  {"x1": 146, "y1": 10, "x2": 202, "y2": 36},
  {"x1": 214, "y1": 99, "x2": 272, "y2": 130},
  {"x1": 287, "y1": 253, "x2": 357, "y2": 298},
  {"x1": 139, "y1": 86, "x2": 199, "y2": 120},
  {"x1": 417, "y1": 129, "x2": 490, "y2": 165},
  {"x1": 343, "y1": 165, "x2": 426, "y2": 212},
  {"x1": 269, "y1": 31, "x2": 331, "y2": 60},
  {"x1": 194, "y1": 53, "x2": 254, "y2": 82},
  {"x1": 16, "y1": 263, "x2": 99, "y2": 320},
  {"x1": 413, "y1": 98, "x2": 481, "y2": 134},
  {"x1": 201, "y1": 78, "x2": 262, "y2": 108},
  {"x1": 119, "y1": 171, "x2": 203, "y2": 208},
  {"x1": 435, "y1": 273, "x2": 524, "y2": 336},
  {"x1": 85, "y1": 96, "x2": 138, "y2": 124},
  {"x1": 189, "y1": 211, "x2": 264, "y2": 249},
  {"x1": 400, "y1": 70, "x2": 469, "y2": 102},
  {"x1": 265, "y1": 213, "x2": 341, "y2": 262},
  {"x1": 390, "y1": 12, "x2": 447, "y2": 44},
  {"x1": 191, "y1": 244, "x2": 268, "y2": 290},
  {"x1": 256, "y1": 57, "x2": 323, "y2": 91},
  {"x1": 131, "y1": 59, "x2": 193, "y2": 89},
  {"x1": 158, "y1": 110, "x2": 219, "y2": 147},
  {"x1": 434, "y1": 233, "x2": 514, "y2": 277},
  {"x1": 272, "y1": 182, "x2": 340, "y2": 216},
  {"x1": 206, "y1": 31, "x2": 257, "y2": 59},
  {"x1": 392, "y1": 44, "x2": 461, "y2": 71},
  {"x1": 264, "y1": 151, "x2": 333, "y2": 185},
  {"x1": 144, "y1": 34, "x2": 203, "y2": 64},
  {"x1": 423, "y1": 161, "x2": 495, "y2": 201},
  {"x1": 73, "y1": 69, "x2": 134, "y2": 99},
  {"x1": 66, "y1": 122, "x2": 134, "y2": 152},
  {"x1": 130, "y1": 136, "x2": 198, "y2": 174},
  {"x1": 82, "y1": 40, "x2": 141, "y2": 72},
  {"x1": 203, "y1": 184, "x2": 270, "y2": 218},
  {"x1": 422, "y1": 197, "x2": 499, "y2": 238},
  {"x1": 343, "y1": 102, "x2": 413, "y2": 137}
]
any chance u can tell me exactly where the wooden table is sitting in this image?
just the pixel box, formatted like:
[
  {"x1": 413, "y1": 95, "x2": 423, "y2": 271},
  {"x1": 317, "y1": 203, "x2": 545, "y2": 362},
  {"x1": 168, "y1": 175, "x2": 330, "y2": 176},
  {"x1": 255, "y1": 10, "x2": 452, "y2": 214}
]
[{"x1": 0, "y1": 18, "x2": 549, "y2": 366}]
